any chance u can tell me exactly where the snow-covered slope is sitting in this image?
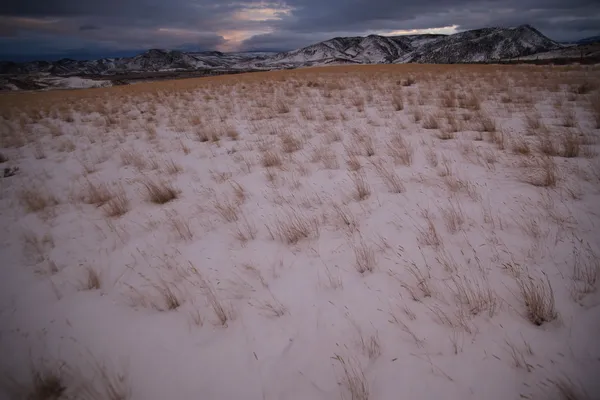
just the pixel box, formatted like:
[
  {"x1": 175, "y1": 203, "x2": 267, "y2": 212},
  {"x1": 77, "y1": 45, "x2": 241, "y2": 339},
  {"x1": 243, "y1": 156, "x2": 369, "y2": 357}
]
[
  {"x1": 254, "y1": 25, "x2": 561, "y2": 68},
  {"x1": 254, "y1": 35, "x2": 415, "y2": 68},
  {"x1": 516, "y1": 42, "x2": 600, "y2": 61},
  {"x1": 399, "y1": 25, "x2": 561, "y2": 63},
  {"x1": 1, "y1": 65, "x2": 599, "y2": 400},
  {"x1": 0, "y1": 50, "x2": 271, "y2": 76}
]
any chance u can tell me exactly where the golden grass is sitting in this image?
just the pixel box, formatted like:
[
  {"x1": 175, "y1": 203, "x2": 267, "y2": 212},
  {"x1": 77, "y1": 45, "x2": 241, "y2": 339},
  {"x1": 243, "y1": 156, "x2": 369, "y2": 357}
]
[{"x1": 3, "y1": 64, "x2": 593, "y2": 111}]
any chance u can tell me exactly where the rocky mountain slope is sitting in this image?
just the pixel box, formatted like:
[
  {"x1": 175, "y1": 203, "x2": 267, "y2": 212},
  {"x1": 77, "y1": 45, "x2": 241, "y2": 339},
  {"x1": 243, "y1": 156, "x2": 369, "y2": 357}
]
[
  {"x1": 0, "y1": 50, "x2": 273, "y2": 76},
  {"x1": 397, "y1": 25, "x2": 560, "y2": 63},
  {"x1": 258, "y1": 25, "x2": 560, "y2": 67}
]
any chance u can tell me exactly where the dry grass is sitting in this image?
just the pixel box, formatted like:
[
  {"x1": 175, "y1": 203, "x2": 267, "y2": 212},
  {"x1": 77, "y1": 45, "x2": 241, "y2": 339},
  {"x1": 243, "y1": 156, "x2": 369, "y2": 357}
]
[
  {"x1": 476, "y1": 113, "x2": 496, "y2": 133},
  {"x1": 511, "y1": 136, "x2": 531, "y2": 155},
  {"x1": 561, "y1": 109, "x2": 577, "y2": 128},
  {"x1": 346, "y1": 153, "x2": 362, "y2": 171},
  {"x1": 351, "y1": 130, "x2": 376, "y2": 157},
  {"x1": 386, "y1": 135, "x2": 413, "y2": 166},
  {"x1": 81, "y1": 180, "x2": 113, "y2": 206},
  {"x1": 332, "y1": 202, "x2": 358, "y2": 233},
  {"x1": 402, "y1": 76, "x2": 416, "y2": 86},
  {"x1": 23, "y1": 231, "x2": 55, "y2": 265},
  {"x1": 590, "y1": 94, "x2": 600, "y2": 129},
  {"x1": 312, "y1": 146, "x2": 339, "y2": 169},
  {"x1": 128, "y1": 273, "x2": 185, "y2": 312},
  {"x1": 516, "y1": 273, "x2": 558, "y2": 326},
  {"x1": 234, "y1": 214, "x2": 258, "y2": 244},
  {"x1": 280, "y1": 133, "x2": 303, "y2": 153},
  {"x1": 504, "y1": 339, "x2": 533, "y2": 372},
  {"x1": 539, "y1": 134, "x2": 559, "y2": 156},
  {"x1": 142, "y1": 178, "x2": 178, "y2": 204},
  {"x1": 403, "y1": 262, "x2": 433, "y2": 300},
  {"x1": 449, "y1": 274, "x2": 497, "y2": 317},
  {"x1": 550, "y1": 376, "x2": 591, "y2": 400},
  {"x1": 268, "y1": 208, "x2": 320, "y2": 245},
  {"x1": 352, "y1": 237, "x2": 376, "y2": 274},
  {"x1": 164, "y1": 159, "x2": 183, "y2": 175},
  {"x1": 371, "y1": 159, "x2": 405, "y2": 193},
  {"x1": 350, "y1": 171, "x2": 372, "y2": 200},
  {"x1": 120, "y1": 149, "x2": 148, "y2": 170},
  {"x1": 436, "y1": 129, "x2": 455, "y2": 140},
  {"x1": 392, "y1": 92, "x2": 404, "y2": 111},
  {"x1": 332, "y1": 354, "x2": 369, "y2": 400},
  {"x1": 169, "y1": 214, "x2": 193, "y2": 240},
  {"x1": 417, "y1": 210, "x2": 441, "y2": 248},
  {"x1": 3, "y1": 359, "x2": 68, "y2": 400},
  {"x1": 196, "y1": 271, "x2": 230, "y2": 326},
  {"x1": 82, "y1": 266, "x2": 101, "y2": 290},
  {"x1": 196, "y1": 126, "x2": 221, "y2": 142},
  {"x1": 422, "y1": 114, "x2": 440, "y2": 129},
  {"x1": 356, "y1": 330, "x2": 381, "y2": 360},
  {"x1": 103, "y1": 186, "x2": 130, "y2": 217},
  {"x1": 213, "y1": 195, "x2": 241, "y2": 223},
  {"x1": 524, "y1": 112, "x2": 542, "y2": 134},
  {"x1": 439, "y1": 201, "x2": 465, "y2": 234},
  {"x1": 572, "y1": 244, "x2": 599, "y2": 300},
  {"x1": 19, "y1": 187, "x2": 59, "y2": 213},
  {"x1": 260, "y1": 149, "x2": 283, "y2": 168},
  {"x1": 560, "y1": 132, "x2": 580, "y2": 158},
  {"x1": 458, "y1": 93, "x2": 480, "y2": 110},
  {"x1": 84, "y1": 360, "x2": 132, "y2": 400},
  {"x1": 424, "y1": 146, "x2": 439, "y2": 167},
  {"x1": 524, "y1": 156, "x2": 558, "y2": 187},
  {"x1": 33, "y1": 144, "x2": 46, "y2": 159}
]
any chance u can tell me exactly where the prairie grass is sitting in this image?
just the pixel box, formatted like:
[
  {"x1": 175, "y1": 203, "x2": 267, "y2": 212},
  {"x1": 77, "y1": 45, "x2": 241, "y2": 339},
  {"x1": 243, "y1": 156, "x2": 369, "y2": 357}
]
[
  {"x1": 142, "y1": 178, "x2": 178, "y2": 204},
  {"x1": 268, "y1": 208, "x2": 320, "y2": 245},
  {"x1": 517, "y1": 273, "x2": 557, "y2": 326},
  {"x1": 103, "y1": 185, "x2": 130, "y2": 217},
  {"x1": 333, "y1": 354, "x2": 369, "y2": 400},
  {"x1": 19, "y1": 187, "x2": 59, "y2": 213},
  {"x1": 350, "y1": 171, "x2": 372, "y2": 200}
]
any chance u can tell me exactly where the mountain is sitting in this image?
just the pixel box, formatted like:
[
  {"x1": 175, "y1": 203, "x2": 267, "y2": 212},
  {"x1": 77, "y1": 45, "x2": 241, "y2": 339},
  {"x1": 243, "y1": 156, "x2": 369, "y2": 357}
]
[
  {"x1": 397, "y1": 25, "x2": 560, "y2": 63},
  {"x1": 575, "y1": 36, "x2": 600, "y2": 45},
  {"x1": 0, "y1": 24, "x2": 569, "y2": 89},
  {"x1": 0, "y1": 49, "x2": 273, "y2": 76},
  {"x1": 256, "y1": 25, "x2": 560, "y2": 67}
]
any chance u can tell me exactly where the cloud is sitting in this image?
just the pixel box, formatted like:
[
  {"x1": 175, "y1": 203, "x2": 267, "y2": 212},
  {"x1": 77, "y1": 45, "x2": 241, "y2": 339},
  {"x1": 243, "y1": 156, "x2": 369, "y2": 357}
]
[
  {"x1": 0, "y1": 0, "x2": 599, "y2": 59},
  {"x1": 79, "y1": 24, "x2": 100, "y2": 31}
]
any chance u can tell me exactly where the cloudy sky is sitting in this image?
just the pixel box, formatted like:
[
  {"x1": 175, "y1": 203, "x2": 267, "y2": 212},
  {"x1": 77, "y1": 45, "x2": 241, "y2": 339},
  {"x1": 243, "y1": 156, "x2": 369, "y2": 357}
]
[{"x1": 1, "y1": 0, "x2": 599, "y2": 61}]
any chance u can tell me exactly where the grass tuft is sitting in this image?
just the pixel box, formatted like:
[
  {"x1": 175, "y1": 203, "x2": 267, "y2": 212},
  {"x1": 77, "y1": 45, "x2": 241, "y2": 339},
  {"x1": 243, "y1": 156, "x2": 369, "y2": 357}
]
[
  {"x1": 517, "y1": 273, "x2": 558, "y2": 326},
  {"x1": 142, "y1": 178, "x2": 178, "y2": 204}
]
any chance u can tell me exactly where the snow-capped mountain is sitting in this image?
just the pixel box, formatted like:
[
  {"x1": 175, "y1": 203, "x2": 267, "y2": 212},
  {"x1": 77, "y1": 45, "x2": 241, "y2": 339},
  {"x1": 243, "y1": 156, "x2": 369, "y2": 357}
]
[
  {"x1": 397, "y1": 25, "x2": 560, "y2": 63},
  {"x1": 258, "y1": 25, "x2": 560, "y2": 67},
  {"x1": 0, "y1": 50, "x2": 273, "y2": 76},
  {"x1": 0, "y1": 25, "x2": 566, "y2": 82}
]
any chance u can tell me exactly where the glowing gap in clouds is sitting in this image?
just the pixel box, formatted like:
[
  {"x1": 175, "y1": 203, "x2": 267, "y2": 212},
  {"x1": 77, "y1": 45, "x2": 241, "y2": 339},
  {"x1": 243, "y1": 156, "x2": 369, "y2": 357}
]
[
  {"x1": 376, "y1": 25, "x2": 459, "y2": 36},
  {"x1": 218, "y1": 3, "x2": 292, "y2": 51},
  {"x1": 217, "y1": 29, "x2": 274, "y2": 52},
  {"x1": 233, "y1": 4, "x2": 293, "y2": 22}
]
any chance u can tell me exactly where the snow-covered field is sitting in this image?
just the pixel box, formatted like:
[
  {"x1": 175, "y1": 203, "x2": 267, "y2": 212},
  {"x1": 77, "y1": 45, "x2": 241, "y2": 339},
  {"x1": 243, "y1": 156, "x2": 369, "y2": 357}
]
[
  {"x1": 0, "y1": 75, "x2": 113, "y2": 92},
  {"x1": 1, "y1": 64, "x2": 599, "y2": 400}
]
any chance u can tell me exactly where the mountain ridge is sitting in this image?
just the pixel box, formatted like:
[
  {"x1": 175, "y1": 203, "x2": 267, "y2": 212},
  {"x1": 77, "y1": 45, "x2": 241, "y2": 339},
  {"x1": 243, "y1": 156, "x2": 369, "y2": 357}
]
[{"x1": 0, "y1": 25, "x2": 567, "y2": 79}]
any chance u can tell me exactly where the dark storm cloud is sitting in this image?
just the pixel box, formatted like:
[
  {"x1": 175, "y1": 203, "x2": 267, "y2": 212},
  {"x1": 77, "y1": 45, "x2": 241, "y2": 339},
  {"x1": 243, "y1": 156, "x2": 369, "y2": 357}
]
[
  {"x1": 79, "y1": 24, "x2": 99, "y2": 31},
  {"x1": 0, "y1": 0, "x2": 599, "y2": 59},
  {"x1": 277, "y1": 0, "x2": 599, "y2": 32}
]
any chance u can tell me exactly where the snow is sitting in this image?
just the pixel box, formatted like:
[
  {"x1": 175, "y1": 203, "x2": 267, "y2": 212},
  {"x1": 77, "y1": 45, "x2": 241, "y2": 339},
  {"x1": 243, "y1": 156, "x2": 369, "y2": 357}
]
[
  {"x1": 0, "y1": 64, "x2": 599, "y2": 400},
  {"x1": 46, "y1": 76, "x2": 112, "y2": 89}
]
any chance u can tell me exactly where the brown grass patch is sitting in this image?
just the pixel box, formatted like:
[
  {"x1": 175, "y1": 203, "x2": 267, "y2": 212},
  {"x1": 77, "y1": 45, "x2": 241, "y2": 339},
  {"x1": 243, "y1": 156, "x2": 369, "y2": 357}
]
[
  {"x1": 19, "y1": 187, "x2": 59, "y2": 213},
  {"x1": 142, "y1": 178, "x2": 178, "y2": 204}
]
